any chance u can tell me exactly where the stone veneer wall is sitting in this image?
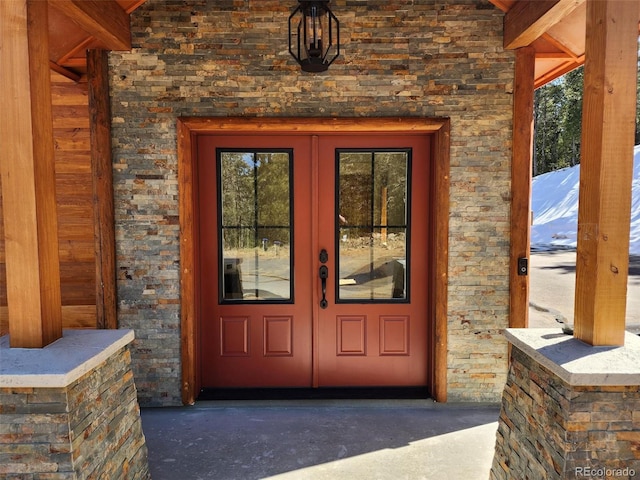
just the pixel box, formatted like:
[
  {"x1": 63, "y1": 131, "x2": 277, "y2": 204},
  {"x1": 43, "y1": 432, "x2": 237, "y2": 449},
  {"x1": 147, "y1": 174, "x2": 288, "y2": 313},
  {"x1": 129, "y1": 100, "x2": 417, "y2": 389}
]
[
  {"x1": 491, "y1": 345, "x2": 640, "y2": 479},
  {"x1": 109, "y1": 0, "x2": 514, "y2": 406},
  {"x1": 0, "y1": 346, "x2": 150, "y2": 479}
]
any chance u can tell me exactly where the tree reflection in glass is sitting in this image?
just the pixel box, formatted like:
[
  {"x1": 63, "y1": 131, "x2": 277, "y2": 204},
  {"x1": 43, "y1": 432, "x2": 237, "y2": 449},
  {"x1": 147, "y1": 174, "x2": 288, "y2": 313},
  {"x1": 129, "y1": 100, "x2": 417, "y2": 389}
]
[
  {"x1": 337, "y1": 150, "x2": 410, "y2": 302},
  {"x1": 219, "y1": 150, "x2": 292, "y2": 302}
]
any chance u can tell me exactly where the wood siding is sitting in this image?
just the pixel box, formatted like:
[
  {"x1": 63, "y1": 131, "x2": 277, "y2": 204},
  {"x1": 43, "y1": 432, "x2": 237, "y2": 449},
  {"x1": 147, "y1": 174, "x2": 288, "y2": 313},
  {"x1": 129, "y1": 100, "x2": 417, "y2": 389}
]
[
  {"x1": 0, "y1": 71, "x2": 97, "y2": 334},
  {"x1": 0, "y1": 183, "x2": 5, "y2": 333}
]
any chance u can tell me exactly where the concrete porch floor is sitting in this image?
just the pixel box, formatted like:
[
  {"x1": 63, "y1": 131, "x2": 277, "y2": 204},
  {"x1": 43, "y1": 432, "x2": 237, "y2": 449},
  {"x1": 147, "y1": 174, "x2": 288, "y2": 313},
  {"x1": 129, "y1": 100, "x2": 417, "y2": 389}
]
[{"x1": 141, "y1": 400, "x2": 500, "y2": 480}]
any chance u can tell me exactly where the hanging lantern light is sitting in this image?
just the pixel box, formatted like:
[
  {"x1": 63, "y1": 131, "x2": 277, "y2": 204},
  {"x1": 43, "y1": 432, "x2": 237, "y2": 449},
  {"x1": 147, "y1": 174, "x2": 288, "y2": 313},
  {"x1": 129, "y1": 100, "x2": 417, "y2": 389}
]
[{"x1": 288, "y1": 0, "x2": 340, "y2": 73}]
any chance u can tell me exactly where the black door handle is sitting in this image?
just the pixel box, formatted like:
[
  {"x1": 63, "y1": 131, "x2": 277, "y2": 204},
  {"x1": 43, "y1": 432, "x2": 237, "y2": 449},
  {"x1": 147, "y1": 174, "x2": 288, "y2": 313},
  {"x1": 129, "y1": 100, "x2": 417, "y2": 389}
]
[{"x1": 319, "y1": 265, "x2": 328, "y2": 309}]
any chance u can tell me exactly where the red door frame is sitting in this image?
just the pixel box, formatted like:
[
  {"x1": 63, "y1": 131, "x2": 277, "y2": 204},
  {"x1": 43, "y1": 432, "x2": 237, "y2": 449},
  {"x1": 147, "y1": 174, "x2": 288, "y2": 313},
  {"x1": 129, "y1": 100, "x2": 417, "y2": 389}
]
[{"x1": 177, "y1": 117, "x2": 450, "y2": 404}]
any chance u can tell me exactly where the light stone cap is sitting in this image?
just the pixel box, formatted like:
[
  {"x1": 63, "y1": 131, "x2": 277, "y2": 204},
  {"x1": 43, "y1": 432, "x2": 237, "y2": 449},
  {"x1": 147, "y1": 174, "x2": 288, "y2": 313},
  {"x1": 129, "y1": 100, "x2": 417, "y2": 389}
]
[
  {"x1": 505, "y1": 328, "x2": 640, "y2": 386},
  {"x1": 0, "y1": 329, "x2": 135, "y2": 388}
]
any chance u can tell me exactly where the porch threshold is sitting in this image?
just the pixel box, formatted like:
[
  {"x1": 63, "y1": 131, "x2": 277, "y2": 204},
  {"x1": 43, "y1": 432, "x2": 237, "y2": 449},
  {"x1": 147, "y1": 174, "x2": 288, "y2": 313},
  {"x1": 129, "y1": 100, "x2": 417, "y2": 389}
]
[{"x1": 199, "y1": 386, "x2": 430, "y2": 401}]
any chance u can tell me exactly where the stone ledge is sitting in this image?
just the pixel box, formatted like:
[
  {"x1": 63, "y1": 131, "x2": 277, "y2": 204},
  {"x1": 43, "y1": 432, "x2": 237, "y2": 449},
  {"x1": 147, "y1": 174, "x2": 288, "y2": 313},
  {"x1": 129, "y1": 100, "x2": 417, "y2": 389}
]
[
  {"x1": 0, "y1": 329, "x2": 135, "y2": 388},
  {"x1": 505, "y1": 328, "x2": 640, "y2": 386}
]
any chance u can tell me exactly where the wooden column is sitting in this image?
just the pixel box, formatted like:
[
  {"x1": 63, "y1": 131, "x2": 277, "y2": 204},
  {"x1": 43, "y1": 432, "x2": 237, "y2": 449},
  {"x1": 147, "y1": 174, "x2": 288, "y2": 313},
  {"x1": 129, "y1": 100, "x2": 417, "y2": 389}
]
[
  {"x1": 509, "y1": 46, "x2": 535, "y2": 328},
  {"x1": 88, "y1": 49, "x2": 117, "y2": 330},
  {"x1": 0, "y1": 0, "x2": 62, "y2": 347},
  {"x1": 574, "y1": 0, "x2": 640, "y2": 346}
]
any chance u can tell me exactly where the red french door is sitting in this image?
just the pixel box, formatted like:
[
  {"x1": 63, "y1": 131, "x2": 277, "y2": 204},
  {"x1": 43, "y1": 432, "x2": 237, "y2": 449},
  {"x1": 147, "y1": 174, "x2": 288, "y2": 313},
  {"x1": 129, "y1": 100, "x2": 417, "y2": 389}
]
[
  {"x1": 197, "y1": 133, "x2": 430, "y2": 389},
  {"x1": 316, "y1": 135, "x2": 430, "y2": 387},
  {"x1": 198, "y1": 135, "x2": 314, "y2": 387}
]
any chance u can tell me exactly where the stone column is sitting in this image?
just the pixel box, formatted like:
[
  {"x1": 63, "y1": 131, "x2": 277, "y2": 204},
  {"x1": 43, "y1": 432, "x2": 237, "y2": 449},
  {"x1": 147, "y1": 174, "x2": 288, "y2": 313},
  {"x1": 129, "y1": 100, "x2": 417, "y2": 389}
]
[
  {"x1": 491, "y1": 329, "x2": 640, "y2": 479},
  {"x1": 0, "y1": 330, "x2": 150, "y2": 479}
]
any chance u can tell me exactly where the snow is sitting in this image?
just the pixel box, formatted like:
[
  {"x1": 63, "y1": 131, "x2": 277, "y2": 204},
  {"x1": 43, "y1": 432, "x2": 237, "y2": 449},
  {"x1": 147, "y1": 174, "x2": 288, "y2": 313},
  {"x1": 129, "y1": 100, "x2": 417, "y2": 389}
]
[{"x1": 531, "y1": 145, "x2": 640, "y2": 255}]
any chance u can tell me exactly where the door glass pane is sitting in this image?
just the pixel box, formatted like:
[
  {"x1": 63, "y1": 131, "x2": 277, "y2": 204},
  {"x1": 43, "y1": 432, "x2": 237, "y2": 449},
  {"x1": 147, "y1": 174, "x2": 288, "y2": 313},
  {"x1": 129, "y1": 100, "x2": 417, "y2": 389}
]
[
  {"x1": 218, "y1": 150, "x2": 292, "y2": 302},
  {"x1": 337, "y1": 150, "x2": 410, "y2": 302}
]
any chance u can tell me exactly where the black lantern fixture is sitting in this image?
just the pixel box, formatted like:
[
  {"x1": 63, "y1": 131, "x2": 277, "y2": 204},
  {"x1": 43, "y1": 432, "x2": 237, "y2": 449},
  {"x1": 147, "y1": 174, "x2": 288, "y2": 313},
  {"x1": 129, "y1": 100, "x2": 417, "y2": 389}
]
[{"x1": 288, "y1": 0, "x2": 340, "y2": 73}]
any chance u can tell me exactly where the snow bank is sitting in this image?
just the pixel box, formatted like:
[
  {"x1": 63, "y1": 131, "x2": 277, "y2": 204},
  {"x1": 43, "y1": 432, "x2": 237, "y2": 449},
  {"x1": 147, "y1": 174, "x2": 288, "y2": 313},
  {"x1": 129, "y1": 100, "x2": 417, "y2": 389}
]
[{"x1": 531, "y1": 145, "x2": 640, "y2": 255}]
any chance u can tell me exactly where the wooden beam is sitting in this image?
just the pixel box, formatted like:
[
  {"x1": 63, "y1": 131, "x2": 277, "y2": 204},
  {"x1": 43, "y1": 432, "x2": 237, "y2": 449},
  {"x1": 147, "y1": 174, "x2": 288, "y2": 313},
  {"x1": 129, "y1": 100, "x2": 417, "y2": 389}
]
[
  {"x1": 123, "y1": 0, "x2": 148, "y2": 14},
  {"x1": 504, "y1": 0, "x2": 584, "y2": 50},
  {"x1": 48, "y1": 0, "x2": 131, "y2": 51},
  {"x1": 509, "y1": 47, "x2": 536, "y2": 329},
  {"x1": 49, "y1": 61, "x2": 82, "y2": 82},
  {"x1": 177, "y1": 117, "x2": 447, "y2": 134},
  {"x1": 87, "y1": 49, "x2": 117, "y2": 330},
  {"x1": 0, "y1": 0, "x2": 62, "y2": 347},
  {"x1": 177, "y1": 118, "x2": 198, "y2": 405},
  {"x1": 57, "y1": 36, "x2": 94, "y2": 66},
  {"x1": 431, "y1": 119, "x2": 450, "y2": 403},
  {"x1": 574, "y1": 0, "x2": 640, "y2": 346}
]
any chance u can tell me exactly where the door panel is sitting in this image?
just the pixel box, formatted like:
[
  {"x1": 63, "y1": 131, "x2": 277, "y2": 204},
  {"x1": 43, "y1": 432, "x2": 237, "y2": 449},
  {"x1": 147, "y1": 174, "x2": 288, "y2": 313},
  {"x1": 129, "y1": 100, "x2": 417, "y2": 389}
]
[
  {"x1": 316, "y1": 135, "x2": 430, "y2": 387},
  {"x1": 197, "y1": 133, "x2": 430, "y2": 390},
  {"x1": 198, "y1": 135, "x2": 313, "y2": 388}
]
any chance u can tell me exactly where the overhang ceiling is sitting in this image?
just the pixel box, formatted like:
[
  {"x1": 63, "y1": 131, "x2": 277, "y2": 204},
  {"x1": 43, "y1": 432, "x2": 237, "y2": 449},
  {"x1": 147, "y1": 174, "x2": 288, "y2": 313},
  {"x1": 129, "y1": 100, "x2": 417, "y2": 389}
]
[
  {"x1": 49, "y1": 0, "x2": 638, "y2": 88},
  {"x1": 48, "y1": 0, "x2": 147, "y2": 81},
  {"x1": 490, "y1": 0, "x2": 640, "y2": 88}
]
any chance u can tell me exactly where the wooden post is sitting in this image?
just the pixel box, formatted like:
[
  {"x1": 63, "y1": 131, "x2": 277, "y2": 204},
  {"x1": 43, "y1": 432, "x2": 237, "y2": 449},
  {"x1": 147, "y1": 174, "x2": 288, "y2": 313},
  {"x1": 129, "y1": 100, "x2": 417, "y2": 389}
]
[
  {"x1": 509, "y1": 46, "x2": 535, "y2": 328},
  {"x1": 0, "y1": 0, "x2": 62, "y2": 347},
  {"x1": 574, "y1": 0, "x2": 640, "y2": 346},
  {"x1": 88, "y1": 49, "x2": 117, "y2": 330}
]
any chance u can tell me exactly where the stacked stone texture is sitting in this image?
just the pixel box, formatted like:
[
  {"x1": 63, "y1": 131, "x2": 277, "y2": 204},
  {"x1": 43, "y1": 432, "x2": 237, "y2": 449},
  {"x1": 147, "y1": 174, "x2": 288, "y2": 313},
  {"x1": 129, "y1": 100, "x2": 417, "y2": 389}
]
[
  {"x1": 491, "y1": 346, "x2": 640, "y2": 479},
  {"x1": 0, "y1": 347, "x2": 150, "y2": 479},
  {"x1": 109, "y1": 0, "x2": 514, "y2": 406}
]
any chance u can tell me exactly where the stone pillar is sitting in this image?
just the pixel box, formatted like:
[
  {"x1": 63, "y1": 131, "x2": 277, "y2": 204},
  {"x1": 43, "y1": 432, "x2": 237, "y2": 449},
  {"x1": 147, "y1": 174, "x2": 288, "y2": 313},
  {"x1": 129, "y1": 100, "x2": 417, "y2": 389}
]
[
  {"x1": 0, "y1": 330, "x2": 150, "y2": 479},
  {"x1": 491, "y1": 329, "x2": 640, "y2": 479}
]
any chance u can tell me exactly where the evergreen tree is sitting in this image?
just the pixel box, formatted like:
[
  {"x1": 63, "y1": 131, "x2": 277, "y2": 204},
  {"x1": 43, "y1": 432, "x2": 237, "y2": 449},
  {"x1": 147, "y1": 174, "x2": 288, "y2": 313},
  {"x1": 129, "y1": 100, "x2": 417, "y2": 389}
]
[
  {"x1": 558, "y1": 67, "x2": 583, "y2": 167},
  {"x1": 533, "y1": 67, "x2": 583, "y2": 175},
  {"x1": 533, "y1": 81, "x2": 562, "y2": 175},
  {"x1": 534, "y1": 56, "x2": 640, "y2": 176}
]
